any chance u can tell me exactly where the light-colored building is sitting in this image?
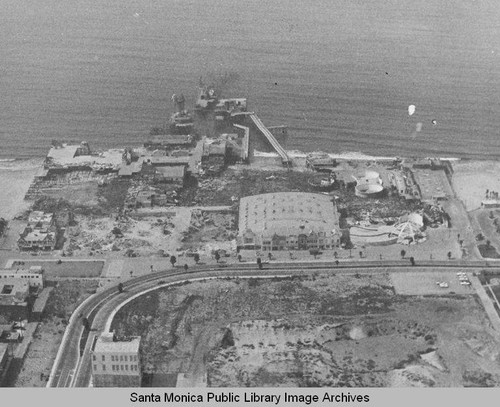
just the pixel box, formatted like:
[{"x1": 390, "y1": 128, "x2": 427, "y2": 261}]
[
  {"x1": 0, "y1": 279, "x2": 29, "y2": 299},
  {"x1": 154, "y1": 165, "x2": 186, "y2": 185},
  {"x1": 17, "y1": 229, "x2": 56, "y2": 251},
  {"x1": 19, "y1": 211, "x2": 57, "y2": 251},
  {"x1": 92, "y1": 332, "x2": 141, "y2": 387},
  {"x1": 0, "y1": 279, "x2": 30, "y2": 320},
  {"x1": 0, "y1": 266, "x2": 44, "y2": 288},
  {"x1": 27, "y1": 211, "x2": 54, "y2": 229},
  {"x1": 237, "y1": 192, "x2": 340, "y2": 251}
]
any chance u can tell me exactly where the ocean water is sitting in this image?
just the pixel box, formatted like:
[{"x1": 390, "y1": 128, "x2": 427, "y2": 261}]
[{"x1": 1, "y1": 0, "x2": 500, "y2": 159}]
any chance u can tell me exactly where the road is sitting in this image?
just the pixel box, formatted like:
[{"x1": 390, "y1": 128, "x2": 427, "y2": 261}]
[{"x1": 47, "y1": 259, "x2": 500, "y2": 387}]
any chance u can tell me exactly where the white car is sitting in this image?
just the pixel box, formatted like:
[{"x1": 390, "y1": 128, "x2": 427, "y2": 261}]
[{"x1": 460, "y1": 281, "x2": 471, "y2": 285}]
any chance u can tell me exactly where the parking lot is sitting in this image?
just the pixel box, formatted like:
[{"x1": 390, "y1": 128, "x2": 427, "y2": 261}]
[{"x1": 391, "y1": 270, "x2": 474, "y2": 295}]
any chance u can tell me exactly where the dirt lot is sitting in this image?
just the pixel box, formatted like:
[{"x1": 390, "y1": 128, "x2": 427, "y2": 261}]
[
  {"x1": 14, "y1": 280, "x2": 99, "y2": 387},
  {"x1": 27, "y1": 172, "x2": 128, "y2": 215},
  {"x1": 182, "y1": 211, "x2": 237, "y2": 252},
  {"x1": 111, "y1": 272, "x2": 500, "y2": 387},
  {"x1": 65, "y1": 210, "x2": 189, "y2": 257},
  {"x1": 179, "y1": 169, "x2": 316, "y2": 207}
]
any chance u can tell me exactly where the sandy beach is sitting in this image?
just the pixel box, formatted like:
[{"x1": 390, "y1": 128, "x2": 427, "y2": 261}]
[
  {"x1": 0, "y1": 159, "x2": 43, "y2": 220},
  {"x1": 451, "y1": 160, "x2": 500, "y2": 211}
]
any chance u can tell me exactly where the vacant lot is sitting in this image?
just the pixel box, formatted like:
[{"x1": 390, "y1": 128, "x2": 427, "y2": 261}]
[
  {"x1": 111, "y1": 272, "x2": 500, "y2": 387},
  {"x1": 178, "y1": 169, "x2": 315, "y2": 207}
]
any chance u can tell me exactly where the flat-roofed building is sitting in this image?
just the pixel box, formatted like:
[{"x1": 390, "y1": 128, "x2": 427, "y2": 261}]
[
  {"x1": 154, "y1": 165, "x2": 186, "y2": 186},
  {"x1": 0, "y1": 266, "x2": 44, "y2": 288},
  {"x1": 237, "y1": 192, "x2": 340, "y2": 251},
  {"x1": 0, "y1": 279, "x2": 29, "y2": 299},
  {"x1": 0, "y1": 279, "x2": 30, "y2": 321},
  {"x1": 306, "y1": 153, "x2": 337, "y2": 172},
  {"x1": 92, "y1": 332, "x2": 141, "y2": 387},
  {"x1": 144, "y1": 134, "x2": 194, "y2": 149},
  {"x1": 148, "y1": 155, "x2": 190, "y2": 167}
]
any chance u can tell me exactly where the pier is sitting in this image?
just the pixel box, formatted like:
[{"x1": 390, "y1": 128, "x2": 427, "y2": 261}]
[
  {"x1": 248, "y1": 113, "x2": 291, "y2": 166},
  {"x1": 233, "y1": 112, "x2": 291, "y2": 166}
]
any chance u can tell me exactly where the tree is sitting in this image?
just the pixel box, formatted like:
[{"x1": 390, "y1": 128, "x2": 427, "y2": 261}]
[
  {"x1": 184, "y1": 264, "x2": 188, "y2": 271},
  {"x1": 359, "y1": 251, "x2": 363, "y2": 258},
  {"x1": 400, "y1": 249, "x2": 406, "y2": 259},
  {"x1": 214, "y1": 251, "x2": 220, "y2": 263},
  {"x1": 268, "y1": 252, "x2": 273, "y2": 260},
  {"x1": 118, "y1": 282, "x2": 124, "y2": 293},
  {"x1": 170, "y1": 255, "x2": 177, "y2": 267},
  {"x1": 256, "y1": 257, "x2": 262, "y2": 269},
  {"x1": 409, "y1": 257, "x2": 415, "y2": 266},
  {"x1": 237, "y1": 254, "x2": 242, "y2": 262},
  {"x1": 447, "y1": 251, "x2": 452, "y2": 260},
  {"x1": 193, "y1": 253, "x2": 200, "y2": 264},
  {"x1": 309, "y1": 248, "x2": 319, "y2": 259}
]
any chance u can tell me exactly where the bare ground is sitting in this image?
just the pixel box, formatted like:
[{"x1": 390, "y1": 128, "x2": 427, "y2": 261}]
[{"x1": 111, "y1": 273, "x2": 500, "y2": 387}]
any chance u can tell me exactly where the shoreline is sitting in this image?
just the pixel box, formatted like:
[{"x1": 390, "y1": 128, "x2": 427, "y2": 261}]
[
  {"x1": 0, "y1": 159, "x2": 44, "y2": 220},
  {"x1": 0, "y1": 151, "x2": 465, "y2": 165}
]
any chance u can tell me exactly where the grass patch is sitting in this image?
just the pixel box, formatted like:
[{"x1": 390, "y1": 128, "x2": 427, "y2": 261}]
[
  {"x1": 18, "y1": 260, "x2": 104, "y2": 278},
  {"x1": 44, "y1": 280, "x2": 99, "y2": 319},
  {"x1": 478, "y1": 244, "x2": 500, "y2": 259}
]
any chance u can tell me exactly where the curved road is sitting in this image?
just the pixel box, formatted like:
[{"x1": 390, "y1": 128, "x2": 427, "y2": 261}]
[{"x1": 47, "y1": 259, "x2": 500, "y2": 387}]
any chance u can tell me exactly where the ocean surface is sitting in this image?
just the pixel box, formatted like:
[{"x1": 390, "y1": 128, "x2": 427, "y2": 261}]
[{"x1": 1, "y1": 0, "x2": 500, "y2": 160}]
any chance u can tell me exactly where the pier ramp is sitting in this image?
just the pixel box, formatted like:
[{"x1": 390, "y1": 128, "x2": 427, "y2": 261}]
[{"x1": 247, "y1": 113, "x2": 291, "y2": 166}]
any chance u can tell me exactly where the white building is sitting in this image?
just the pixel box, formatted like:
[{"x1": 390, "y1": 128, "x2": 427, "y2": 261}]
[
  {"x1": 237, "y1": 192, "x2": 340, "y2": 251},
  {"x1": 91, "y1": 332, "x2": 141, "y2": 387},
  {"x1": 0, "y1": 266, "x2": 44, "y2": 288}
]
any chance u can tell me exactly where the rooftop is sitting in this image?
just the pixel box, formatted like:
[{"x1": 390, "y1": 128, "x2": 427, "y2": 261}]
[
  {"x1": 0, "y1": 279, "x2": 30, "y2": 298},
  {"x1": 239, "y1": 192, "x2": 339, "y2": 236},
  {"x1": 94, "y1": 332, "x2": 141, "y2": 354},
  {"x1": 28, "y1": 211, "x2": 53, "y2": 225},
  {"x1": 203, "y1": 139, "x2": 227, "y2": 156},
  {"x1": 118, "y1": 159, "x2": 144, "y2": 177},
  {"x1": 146, "y1": 134, "x2": 193, "y2": 145},
  {"x1": 148, "y1": 156, "x2": 190, "y2": 166},
  {"x1": 0, "y1": 267, "x2": 43, "y2": 275},
  {"x1": 22, "y1": 230, "x2": 55, "y2": 242},
  {"x1": 155, "y1": 166, "x2": 186, "y2": 179},
  {"x1": 46, "y1": 144, "x2": 123, "y2": 167}
]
